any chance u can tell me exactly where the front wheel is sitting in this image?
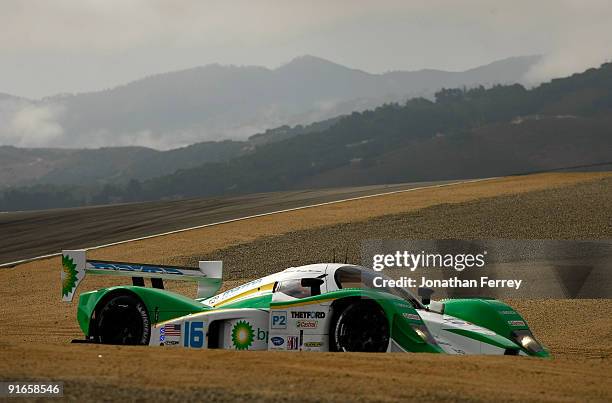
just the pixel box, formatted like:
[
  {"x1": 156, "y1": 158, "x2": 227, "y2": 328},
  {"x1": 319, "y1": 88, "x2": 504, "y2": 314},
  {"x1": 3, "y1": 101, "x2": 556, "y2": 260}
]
[
  {"x1": 332, "y1": 300, "x2": 389, "y2": 352},
  {"x1": 95, "y1": 294, "x2": 151, "y2": 345}
]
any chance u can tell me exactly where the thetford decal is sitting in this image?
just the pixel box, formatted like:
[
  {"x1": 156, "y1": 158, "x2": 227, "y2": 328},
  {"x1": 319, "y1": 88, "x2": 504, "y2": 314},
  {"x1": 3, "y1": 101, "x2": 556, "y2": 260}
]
[{"x1": 291, "y1": 311, "x2": 326, "y2": 319}]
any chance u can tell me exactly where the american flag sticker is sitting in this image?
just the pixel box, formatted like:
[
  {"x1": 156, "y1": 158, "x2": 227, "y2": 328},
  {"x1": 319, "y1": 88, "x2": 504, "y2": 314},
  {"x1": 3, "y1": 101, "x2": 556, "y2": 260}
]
[{"x1": 163, "y1": 323, "x2": 181, "y2": 337}]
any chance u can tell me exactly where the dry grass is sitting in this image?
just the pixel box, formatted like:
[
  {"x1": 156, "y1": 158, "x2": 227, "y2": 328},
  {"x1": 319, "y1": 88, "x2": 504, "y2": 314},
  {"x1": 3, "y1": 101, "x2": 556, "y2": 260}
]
[{"x1": 1, "y1": 172, "x2": 611, "y2": 402}]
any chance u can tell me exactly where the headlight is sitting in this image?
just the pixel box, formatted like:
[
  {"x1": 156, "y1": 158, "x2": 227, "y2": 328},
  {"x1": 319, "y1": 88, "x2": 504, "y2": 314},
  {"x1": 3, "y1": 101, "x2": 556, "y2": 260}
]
[
  {"x1": 512, "y1": 330, "x2": 543, "y2": 353},
  {"x1": 414, "y1": 327, "x2": 427, "y2": 340},
  {"x1": 410, "y1": 323, "x2": 437, "y2": 345},
  {"x1": 519, "y1": 335, "x2": 535, "y2": 348}
]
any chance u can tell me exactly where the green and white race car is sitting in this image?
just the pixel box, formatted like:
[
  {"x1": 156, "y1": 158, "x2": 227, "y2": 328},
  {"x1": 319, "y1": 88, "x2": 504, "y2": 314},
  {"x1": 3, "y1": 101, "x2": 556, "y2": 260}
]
[{"x1": 61, "y1": 250, "x2": 549, "y2": 356}]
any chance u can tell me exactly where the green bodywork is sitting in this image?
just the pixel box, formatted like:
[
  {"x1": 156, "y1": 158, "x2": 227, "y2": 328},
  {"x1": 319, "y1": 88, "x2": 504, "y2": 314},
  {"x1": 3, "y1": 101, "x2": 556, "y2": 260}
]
[
  {"x1": 442, "y1": 298, "x2": 550, "y2": 357},
  {"x1": 269, "y1": 288, "x2": 444, "y2": 353},
  {"x1": 77, "y1": 286, "x2": 208, "y2": 336},
  {"x1": 77, "y1": 286, "x2": 547, "y2": 356}
]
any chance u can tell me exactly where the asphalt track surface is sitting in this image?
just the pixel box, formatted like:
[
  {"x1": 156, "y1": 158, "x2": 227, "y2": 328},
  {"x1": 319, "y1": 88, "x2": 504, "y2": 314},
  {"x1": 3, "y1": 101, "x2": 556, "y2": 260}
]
[{"x1": 0, "y1": 180, "x2": 460, "y2": 265}]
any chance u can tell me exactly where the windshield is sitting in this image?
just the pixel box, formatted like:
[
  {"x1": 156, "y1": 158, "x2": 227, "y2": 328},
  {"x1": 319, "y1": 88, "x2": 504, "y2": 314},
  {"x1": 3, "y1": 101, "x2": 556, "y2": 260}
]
[{"x1": 334, "y1": 266, "x2": 424, "y2": 309}]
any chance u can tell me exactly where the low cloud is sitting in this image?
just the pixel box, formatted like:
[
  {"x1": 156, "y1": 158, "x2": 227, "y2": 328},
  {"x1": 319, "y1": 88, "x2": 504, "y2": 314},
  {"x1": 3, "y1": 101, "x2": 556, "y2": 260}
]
[
  {"x1": 525, "y1": 50, "x2": 612, "y2": 86},
  {"x1": 523, "y1": 0, "x2": 612, "y2": 84},
  {"x1": 0, "y1": 100, "x2": 65, "y2": 147}
]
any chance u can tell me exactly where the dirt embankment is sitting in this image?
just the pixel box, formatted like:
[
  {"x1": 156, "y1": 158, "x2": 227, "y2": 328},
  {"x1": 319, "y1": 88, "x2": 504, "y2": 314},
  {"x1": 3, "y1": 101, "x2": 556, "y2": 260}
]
[
  {"x1": 1, "y1": 172, "x2": 611, "y2": 402},
  {"x1": 194, "y1": 176, "x2": 612, "y2": 281}
]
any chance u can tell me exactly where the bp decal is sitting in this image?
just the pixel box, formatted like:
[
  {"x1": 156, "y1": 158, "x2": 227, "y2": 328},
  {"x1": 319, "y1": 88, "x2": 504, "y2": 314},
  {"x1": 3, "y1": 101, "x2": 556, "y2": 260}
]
[
  {"x1": 62, "y1": 255, "x2": 78, "y2": 297},
  {"x1": 231, "y1": 320, "x2": 254, "y2": 350}
]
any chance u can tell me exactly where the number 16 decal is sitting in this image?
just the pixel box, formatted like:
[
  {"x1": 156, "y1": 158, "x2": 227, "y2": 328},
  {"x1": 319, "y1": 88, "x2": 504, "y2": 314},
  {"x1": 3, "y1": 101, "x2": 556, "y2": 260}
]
[{"x1": 183, "y1": 321, "x2": 205, "y2": 348}]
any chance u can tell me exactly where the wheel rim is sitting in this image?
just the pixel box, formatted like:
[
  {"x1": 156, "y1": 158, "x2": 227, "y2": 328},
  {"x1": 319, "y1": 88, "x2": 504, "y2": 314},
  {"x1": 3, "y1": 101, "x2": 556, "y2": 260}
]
[
  {"x1": 335, "y1": 302, "x2": 389, "y2": 352},
  {"x1": 98, "y1": 297, "x2": 148, "y2": 345}
]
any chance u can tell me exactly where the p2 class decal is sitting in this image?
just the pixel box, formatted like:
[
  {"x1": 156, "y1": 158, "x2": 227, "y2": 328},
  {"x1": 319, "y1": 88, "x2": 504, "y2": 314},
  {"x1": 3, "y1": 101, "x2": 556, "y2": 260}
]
[{"x1": 271, "y1": 311, "x2": 287, "y2": 329}]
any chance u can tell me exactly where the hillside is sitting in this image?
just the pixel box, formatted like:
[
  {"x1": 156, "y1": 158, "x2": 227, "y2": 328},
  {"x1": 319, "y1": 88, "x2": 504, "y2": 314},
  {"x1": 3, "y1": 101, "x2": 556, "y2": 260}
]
[
  {"x1": 135, "y1": 63, "x2": 612, "y2": 199},
  {"x1": 0, "y1": 55, "x2": 540, "y2": 149},
  {"x1": 1, "y1": 62, "x2": 611, "y2": 210},
  {"x1": 0, "y1": 118, "x2": 339, "y2": 188}
]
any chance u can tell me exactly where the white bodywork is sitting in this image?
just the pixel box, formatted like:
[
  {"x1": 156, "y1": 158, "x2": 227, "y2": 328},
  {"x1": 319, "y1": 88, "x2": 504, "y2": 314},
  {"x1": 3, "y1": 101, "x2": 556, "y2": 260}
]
[{"x1": 149, "y1": 263, "x2": 516, "y2": 354}]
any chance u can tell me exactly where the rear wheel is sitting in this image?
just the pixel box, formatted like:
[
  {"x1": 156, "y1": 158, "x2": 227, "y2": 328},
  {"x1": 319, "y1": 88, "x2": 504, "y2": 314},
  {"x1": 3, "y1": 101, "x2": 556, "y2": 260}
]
[
  {"x1": 332, "y1": 300, "x2": 389, "y2": 352},
  {"x1": 96, "y1": 294, "x2": 150, "y2": 345}
]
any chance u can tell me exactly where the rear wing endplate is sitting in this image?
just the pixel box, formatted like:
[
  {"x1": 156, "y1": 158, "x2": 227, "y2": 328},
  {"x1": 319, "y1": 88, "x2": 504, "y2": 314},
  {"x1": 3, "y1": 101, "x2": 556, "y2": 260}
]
[{"x1": 61, "y1": 250, "x2": 222, "y2": 302}]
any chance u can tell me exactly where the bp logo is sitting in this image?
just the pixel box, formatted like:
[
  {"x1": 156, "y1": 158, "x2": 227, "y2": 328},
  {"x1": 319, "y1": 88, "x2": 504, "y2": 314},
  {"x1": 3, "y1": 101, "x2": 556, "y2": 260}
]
[
  {"x1": 231, "y1": 320, "x2": 254, "y2": 350},
  {"x1": 61, "y1": 255, "x2": 78, "y2": 297}
]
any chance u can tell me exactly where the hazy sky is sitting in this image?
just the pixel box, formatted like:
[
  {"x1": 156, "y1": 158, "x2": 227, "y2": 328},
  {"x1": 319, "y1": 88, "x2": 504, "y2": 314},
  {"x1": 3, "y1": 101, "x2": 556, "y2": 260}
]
[{"x1": 1, "y1": 0, "x2": 611, "y2": 99}]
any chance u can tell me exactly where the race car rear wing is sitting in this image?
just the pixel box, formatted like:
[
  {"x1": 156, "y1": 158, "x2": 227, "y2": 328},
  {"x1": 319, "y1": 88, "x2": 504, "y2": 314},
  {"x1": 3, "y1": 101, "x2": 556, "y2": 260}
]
[{"x1": 61, "y1": 250, "x2": 222, "y2": 302}]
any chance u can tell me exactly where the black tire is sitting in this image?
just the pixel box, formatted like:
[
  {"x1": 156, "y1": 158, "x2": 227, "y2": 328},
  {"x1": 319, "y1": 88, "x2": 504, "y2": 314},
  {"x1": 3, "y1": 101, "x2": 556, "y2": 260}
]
[
  {"x1": 332, "y1": 300, "x2": 390, "y2": 352},
  {"x1": 96, "y1": 294, "x2": 150, "y2": 345}
]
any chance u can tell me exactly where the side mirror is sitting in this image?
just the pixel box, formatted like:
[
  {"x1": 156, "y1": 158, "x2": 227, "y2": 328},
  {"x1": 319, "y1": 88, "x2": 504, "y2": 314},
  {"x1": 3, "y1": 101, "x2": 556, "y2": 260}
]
[
  {"x1": 418, "y1": 287, "x2": 435, "y2": 305},
  {"x1": 301, "y1": 278, "x2": 324, "y2": 296}
]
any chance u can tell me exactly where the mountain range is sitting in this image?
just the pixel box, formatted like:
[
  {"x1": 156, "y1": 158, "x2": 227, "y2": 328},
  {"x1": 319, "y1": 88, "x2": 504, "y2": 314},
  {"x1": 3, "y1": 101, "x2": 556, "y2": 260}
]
[
  {"x1": 0, "y1": 55, "x2": 540, "y2": 150},
  {"x1": 1, "y1": 60, "x2": 611, "y2": 211}
]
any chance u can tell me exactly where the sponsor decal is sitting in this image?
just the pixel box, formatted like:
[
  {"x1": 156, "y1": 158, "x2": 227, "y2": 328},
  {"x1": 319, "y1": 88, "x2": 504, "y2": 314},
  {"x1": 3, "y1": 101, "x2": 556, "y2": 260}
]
[
  {"x1": 232, "y1": 320, "x2": 254, "y2": 350},
  {"x1": 257, "y1": 327, "x2": 269, "y2": 343},
  {"x1": 271, "y1": 311, "x2": 287, "y2": 329},
  {"x1": 160, "y1": 324, "x2": 182, "y2": 343},
  {"x1": 291, "y1": 311, "x2": 326, "y2": 319},
  {"x1": 163, "y1": 340, "x2": 179, "y2": 346},
  {"x1": 208, "y1": 279, "x2": 264, "y2": 305},
  {"x1": 304, "y1": 341, "x2": 322, "y2": 348},
  {"x1": 443, "y1": 317, "x2": 470, "y2": 325},
  {"x1": 508, "y1": 320, "x2": 526, "y2": 327},
  {"x1": 163, "y1": 324, "x2": 181, "y2": 337},
  {"x1": 61, "y1": 255, "x2": 78, "y2": 297},
  {"x1": 286, "y1": 336, "x2": 299, "y2": 350},
  {"x1": 89, "y1": 261, "x2": 183, "y2": 275},
  {"x1": 296, "y1": 320, "x2": 318, "y2": 329},
  {"x1": 402, "y1": 313, "x2": 421, "y2": 321},
  {"x1": 499, "y1": 310, "x2": 516, "y2": 315},
  {"x1": 271, "y1": 336, "x2": 284, "y2": 346}
]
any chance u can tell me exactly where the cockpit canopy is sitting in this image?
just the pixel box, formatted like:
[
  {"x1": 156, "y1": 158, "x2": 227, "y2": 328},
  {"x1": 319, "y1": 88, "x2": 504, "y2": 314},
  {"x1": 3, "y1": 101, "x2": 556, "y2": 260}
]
[{"x1": 333, "y1": 265, "x2": 424, "y2": 309}]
